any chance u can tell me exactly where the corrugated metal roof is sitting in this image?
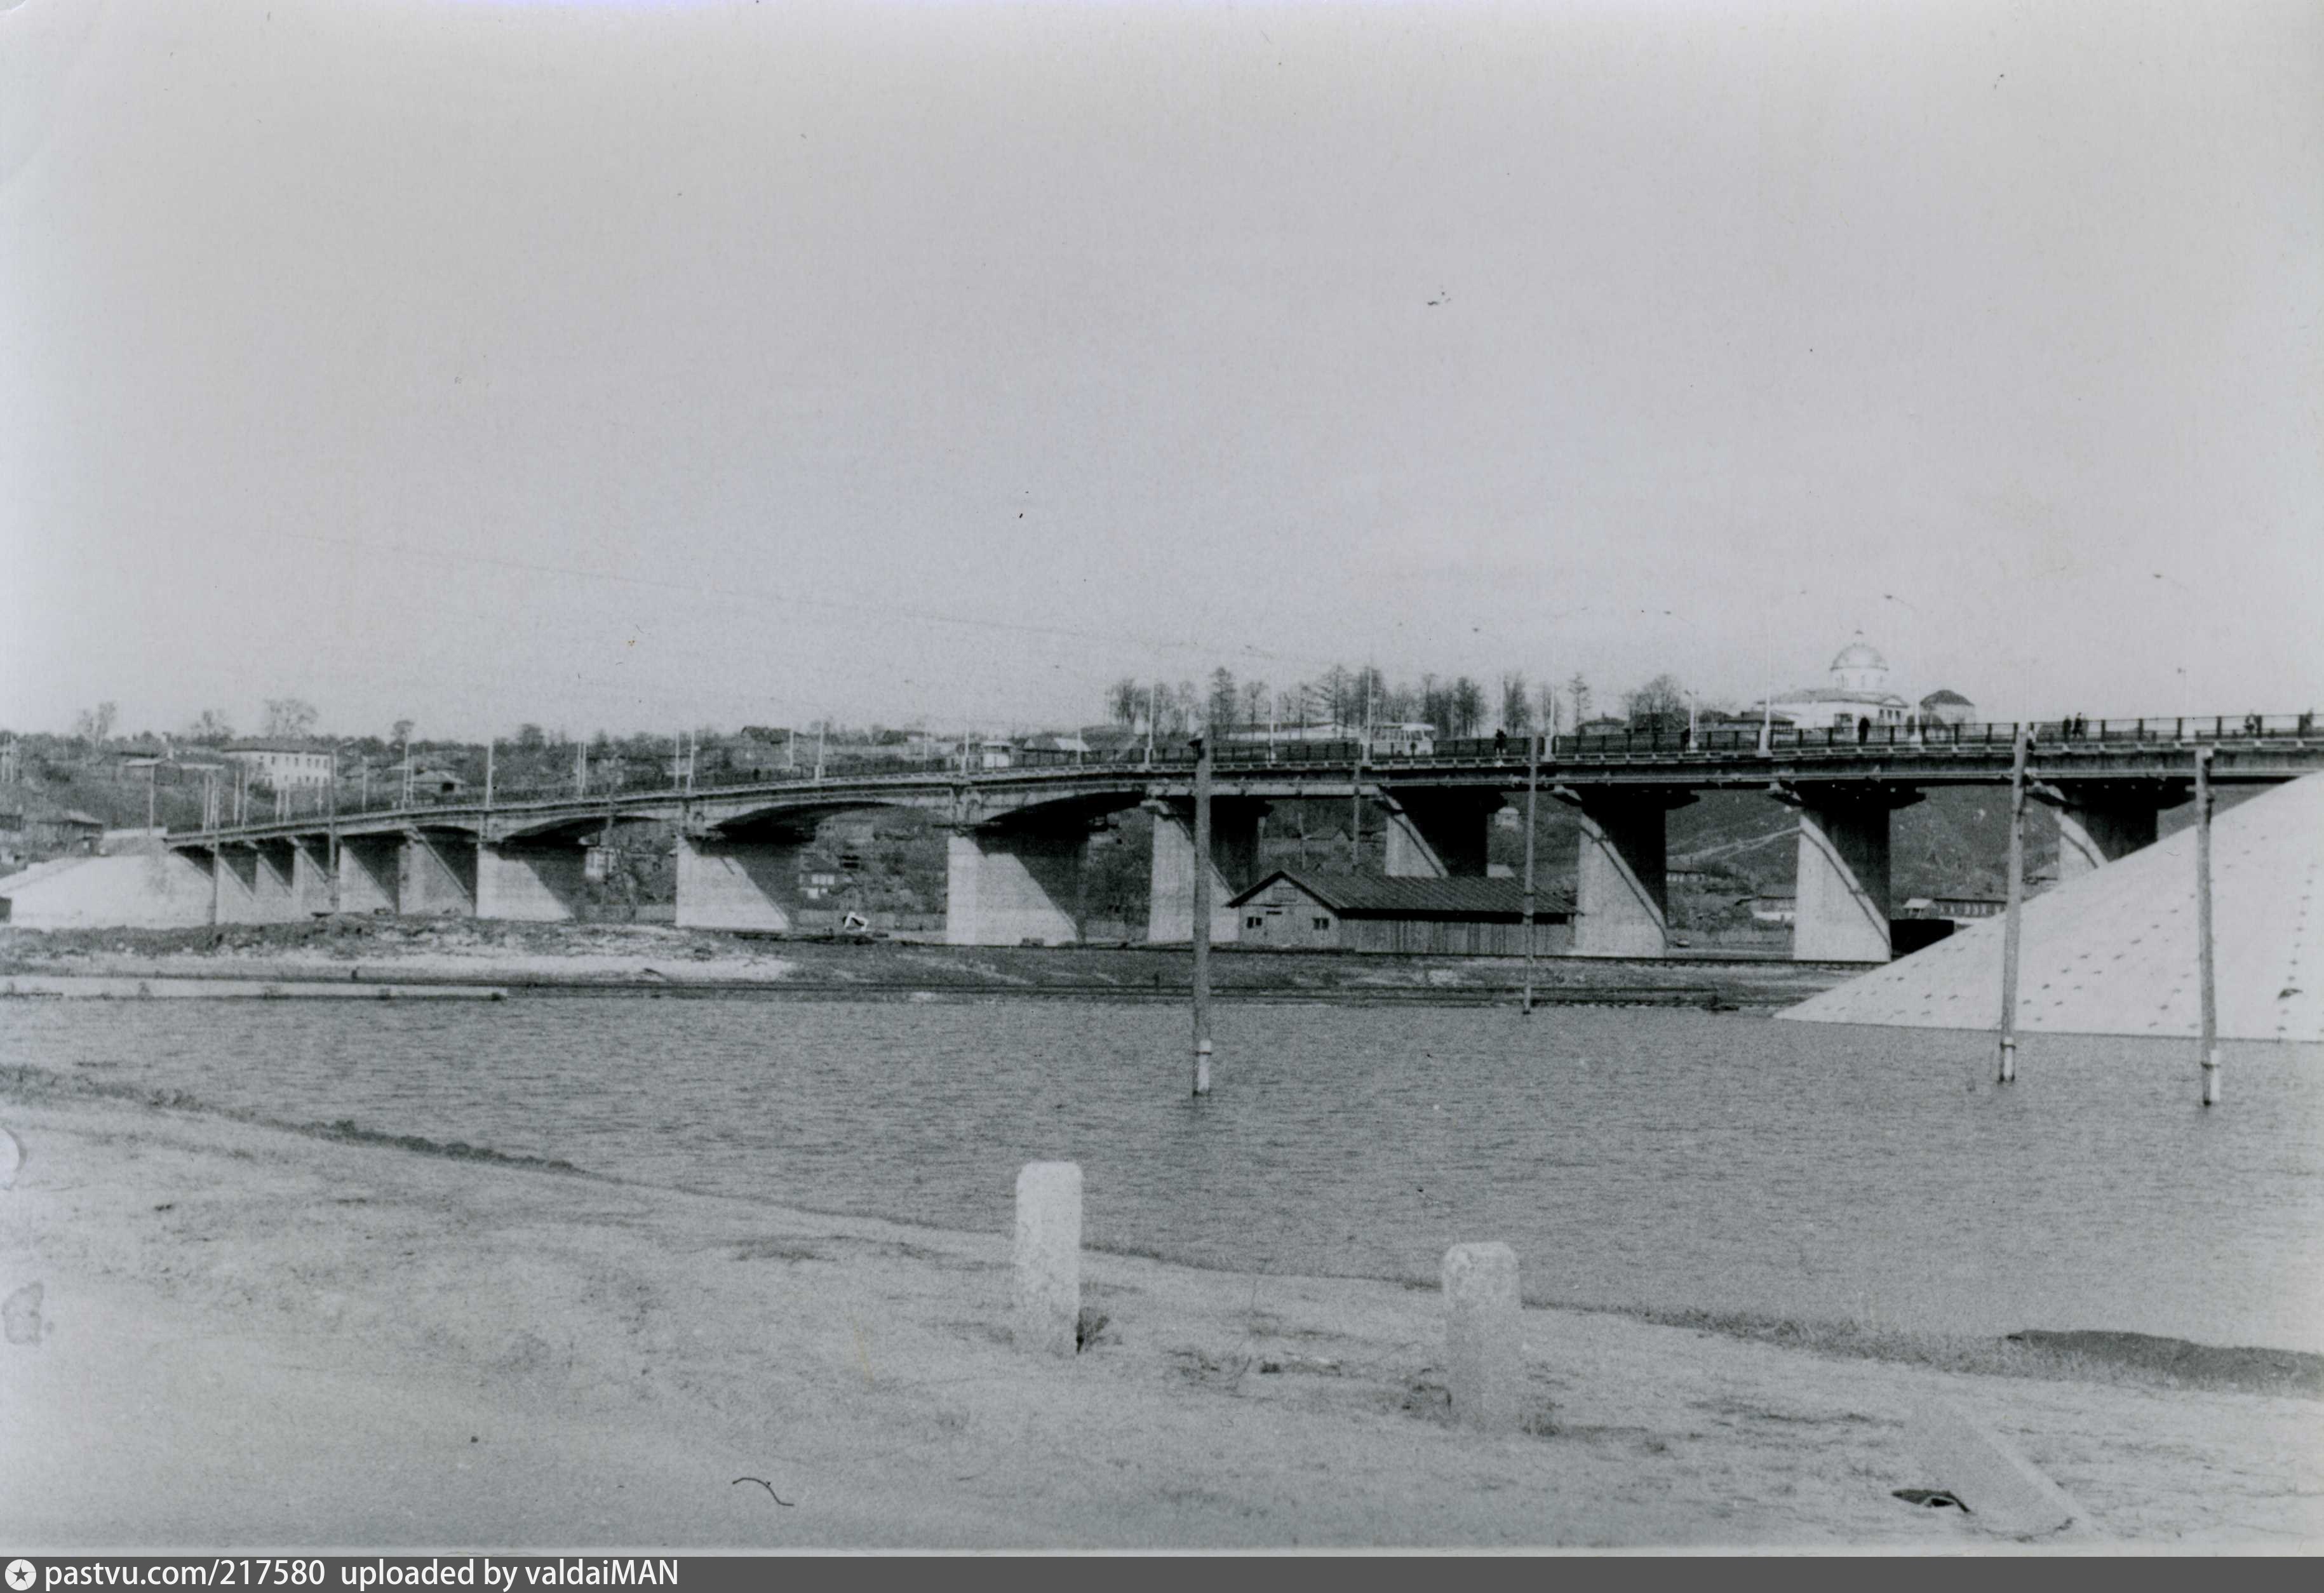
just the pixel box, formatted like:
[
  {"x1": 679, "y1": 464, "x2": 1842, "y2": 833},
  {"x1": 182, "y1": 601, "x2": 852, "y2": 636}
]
[{"x1": 1230, "y1": 870, "x2": 1573, "y2": 918}]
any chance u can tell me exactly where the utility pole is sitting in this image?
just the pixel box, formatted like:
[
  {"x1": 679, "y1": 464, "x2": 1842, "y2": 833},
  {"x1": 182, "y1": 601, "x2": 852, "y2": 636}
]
[
  {"x1": 1997, "y1": 723, "x2": 2029, "y2": 1083},
  {"x1": 576, "y1": 739, "x2": 588, "y2": 797},
  {"x1": 816, "y1": 720, "x2": 826, "y2": 782},
  {"x1": 1521, "y1": 730, "x2": 1540, "y2": 1016},
  {"x1": 401, "y1": 737, "x2": 412, "y2": 808},
  {"x1": 485, "y1": 739, "x2": 495, "y2": 809},
  {"x1": 687, "y1": 727, "x2": 698, "y2": 794},
  {"x1": 2196, "y1": 746, "x2": 2220, "y2": 1106},
  {"x1": 146, "y1": 760, "x2": 157, "y2": 833},
  {"x1": 1190, "y1": 732, "x2": 1213, "y2": 1097},
  {"x1": 1145, "y1": 685, "x2": 1157, "y2": 768}
]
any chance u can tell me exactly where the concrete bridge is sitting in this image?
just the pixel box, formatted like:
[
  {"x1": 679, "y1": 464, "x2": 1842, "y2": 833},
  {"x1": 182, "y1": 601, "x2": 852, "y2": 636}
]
[{"x1": 159, "y1": 715, "x2": 2323, "y2": 962}]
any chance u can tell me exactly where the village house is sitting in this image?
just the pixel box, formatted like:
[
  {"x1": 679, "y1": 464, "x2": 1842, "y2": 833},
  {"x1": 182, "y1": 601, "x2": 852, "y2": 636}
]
[{"x1": 1226, "y1": 871, "x2": 1573, "y2": 955}]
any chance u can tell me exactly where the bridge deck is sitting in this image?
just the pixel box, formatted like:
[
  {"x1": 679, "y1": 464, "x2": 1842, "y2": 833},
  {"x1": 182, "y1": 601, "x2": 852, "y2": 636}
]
[{"x1": 173, "y1": 717, "x2": 2323, "y2": 847}]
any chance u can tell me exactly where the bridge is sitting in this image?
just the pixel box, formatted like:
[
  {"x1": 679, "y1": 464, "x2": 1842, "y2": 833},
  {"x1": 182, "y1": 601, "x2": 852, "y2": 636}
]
[{"x1": 163, "y1": 715, "x2": 2323, "y2": 962}]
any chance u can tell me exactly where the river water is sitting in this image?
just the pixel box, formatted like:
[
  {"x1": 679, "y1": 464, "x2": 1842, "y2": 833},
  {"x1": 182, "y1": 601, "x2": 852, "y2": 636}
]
[{"x1": 5, "y1": 997, "x2": 2318, "y2": 1352}]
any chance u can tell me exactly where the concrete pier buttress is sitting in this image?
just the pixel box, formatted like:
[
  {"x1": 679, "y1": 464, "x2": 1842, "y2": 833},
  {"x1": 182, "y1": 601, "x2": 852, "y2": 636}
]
[
  {"x1": 398, "y1": 831, "x2": 476, "y2": 918},
  {"x1": 2053, "y1": 781, "x2": 2169, "y2": 883},
  {"x1": 290, "y1": 839, "x2": 335, "y2": 916},
  {"x1": 212, "y1": 847, "x2": 261, "y2": 924},
  {"x1": 248, "y1": 842, "x2": 302, "y2": 923},
  {"x1": 1381, "y1": 791, "x2": 1501, "y2": 878},
  {"x1": 336, "y1": 837, "x2": 400, "y2": 915},
  {"x1": 673, "y1": 835, "x2": 800, "y2": 932},
  {"x1": 1143, "y1": 800, "x2": 1261, "y2": 944},
  {"x1": 948, "y1": 826, "x2": 1085, "y2": 946},
  {"x1": 476, "y1": 844, "x2": 588, "y2": 922},
  {"x1": 1568, "y1": 790, "x2": 1691, "y2": 958},
  {"x1": 1792, "y1": 788, "x2": 1919, "y2": 963}
]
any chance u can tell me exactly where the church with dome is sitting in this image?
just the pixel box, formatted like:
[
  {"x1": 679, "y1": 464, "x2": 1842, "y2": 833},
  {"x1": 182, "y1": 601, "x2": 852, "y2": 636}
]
[{"x1": 1748, "y1": 636, "x2": 1968, "y2": 734}]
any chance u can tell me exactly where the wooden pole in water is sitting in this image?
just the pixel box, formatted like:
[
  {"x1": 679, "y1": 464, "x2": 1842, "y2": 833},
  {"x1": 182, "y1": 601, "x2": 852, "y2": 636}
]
[
  {"x1": 2196, "y1": 747, "x2": 2220, "y2": 1106},
  {"x1": 1191, "y1": 731, "x2": 1213, "y2": 1097},
  {"x1": 1521, "y1": 730, "x2": 1540, "y2": 1016},
  {"x1": 1998, "y1": 723, "x2": 2029, "y2": 1083}
]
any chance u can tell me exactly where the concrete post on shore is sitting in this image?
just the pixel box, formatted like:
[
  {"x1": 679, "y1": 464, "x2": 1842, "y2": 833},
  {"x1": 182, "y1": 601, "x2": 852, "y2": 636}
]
[
  {"x1": 1441, "y1": 1242, "x2": 1521, "y2": 1432},
  {"x1": 1013, "y1": 1160, "x2": 1083, "y2": 1358}
]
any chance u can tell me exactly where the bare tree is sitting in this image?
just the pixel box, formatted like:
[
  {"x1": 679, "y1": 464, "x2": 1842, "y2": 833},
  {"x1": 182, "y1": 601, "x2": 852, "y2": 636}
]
[
  {"x1": 1498, "y1": 671, "x2": 1531, "y2": 734},
  {"x1": 1239, "y1": 678, "x2": 1270, "y2": 725},
  {"x1": 1623, "y1": 673, "x2": 1688, "y2": 734},
  {"x1": 1450, "y1": 676, "x2": 1487, "y2": 737},
  {"x1": 391, "y1": 718, "x2": 415, "y2": 746},
  {"x1": 261, "y1": 698, "x2": 318, "y2": 740},
  {"x1": 1106, "y1": 676, "x2": 1141, "y2": 727},
  {"x1": 1534, "y1": 678, "x2": 1561, "y2": 737},
  {"x1": 187, "y1": 709, "x2": 234, "y2": 745},
  {"x1": 74, "y1": 702, "x2": 119, "y2": 746},
  {"x1": 1566, "y1": 673, "x2": 1592, "y2": 726},
  {"x1": 1206, "y1": 667, "x2": 1239, "y2": 731}
]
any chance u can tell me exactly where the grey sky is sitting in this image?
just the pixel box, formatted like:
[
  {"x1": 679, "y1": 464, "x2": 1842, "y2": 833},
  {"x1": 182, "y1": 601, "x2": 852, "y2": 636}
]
[{"x1": 4, "y1": 0, "x2": 2318, "y2": 741}]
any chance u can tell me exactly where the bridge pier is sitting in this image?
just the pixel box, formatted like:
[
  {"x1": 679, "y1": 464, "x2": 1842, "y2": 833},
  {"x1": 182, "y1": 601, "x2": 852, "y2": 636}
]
[
  {"x1": 1381, "y1": 790, "x2": 1501, "y2": 878},
  {"x1": 398, "y1": 831, "x2": 476, "y2": 917},
  {"x1": 336, "y1": 837, "x2": 400, "y2": 915},
  {"x1": 948, "y1": 824, "x2": 1087, "y2": 946},
  {"x1": 477, "y1": 842, "x2": 588, "y2": 922},
  {"x1": 210, "y1": 845, "x2": 262, "y2": 924},
  {"x1": 2051, "y1": 781, "x2": 2175, "y2": 882},
  {"x1": 290, "y1": 838, "x2": 335, "y2": 916},
  {"x1": 1564, "y1": 788, "x2": 1695, "y2": 958},
  {"x1": 1144, "y1": 798, "x2": 1264, "y2": 944},
  {"x1": 248, "y1": 840, "x2": 304, "y2": 923},
  {"x1": 673, "y1": 835, "x2": 802, "y2": 932},
  {"x1": 1790, "y1": 785, "x2": 1922, "y2": 962}
]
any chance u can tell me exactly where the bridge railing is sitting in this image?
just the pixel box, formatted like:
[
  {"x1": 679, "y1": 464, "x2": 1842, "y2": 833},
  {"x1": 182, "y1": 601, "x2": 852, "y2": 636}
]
[{"x1": 173, "y1": 713, "x2": 2321, "y2": 837}]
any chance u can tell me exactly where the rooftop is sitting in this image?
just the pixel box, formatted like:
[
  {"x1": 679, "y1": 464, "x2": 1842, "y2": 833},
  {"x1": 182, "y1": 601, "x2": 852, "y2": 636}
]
[{"x1": 1230, "y1": 870, "x2": 1574, "y2": 918}]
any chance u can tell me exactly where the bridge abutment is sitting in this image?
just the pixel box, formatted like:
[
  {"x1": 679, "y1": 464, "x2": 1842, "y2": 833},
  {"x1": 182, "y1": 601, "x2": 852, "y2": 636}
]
[
  {"x1": 1381, "y1": 791, "x2": 1501, "y2": 878},
  {"x1": 1144, "y1": 799, "x2": 1263, "y2": 944},
  {"x1": 1564, "y1": 790, "x2": 1693, "y2": 958},
  {"x1": 1790, "y1": 786, "x2": 1921, "y2": 962},
  {"x1": 478, "y1": 842, "x2": 588, "y2": 922},
  {"x1": 673, "y1": 835, "x2": 802, "y2": 932},
  {"x1": 948, "y1": 825, "x2": 1086, "y2": 946}
]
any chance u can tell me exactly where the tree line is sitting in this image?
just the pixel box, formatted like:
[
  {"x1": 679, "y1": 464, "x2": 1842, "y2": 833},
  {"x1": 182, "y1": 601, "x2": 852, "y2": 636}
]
[{"x1": 1105, "y1": 667, "x2": 1723, "y2": 739}]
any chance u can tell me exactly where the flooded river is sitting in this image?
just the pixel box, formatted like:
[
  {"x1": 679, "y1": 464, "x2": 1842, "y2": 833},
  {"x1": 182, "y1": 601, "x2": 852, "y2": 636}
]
[{"x1": 6, "y1": 997, "x2": 2318, "y2": 1351}]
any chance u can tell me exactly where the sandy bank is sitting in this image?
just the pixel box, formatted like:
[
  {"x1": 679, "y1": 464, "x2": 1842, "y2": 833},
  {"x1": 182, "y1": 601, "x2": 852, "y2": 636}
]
[
  {"x1": 1, "y1": 1082, "x2": 2316, "y2": 1550},
  {"x1": 0, "y1": 922, "x2": 1846, "y2": 1007}
]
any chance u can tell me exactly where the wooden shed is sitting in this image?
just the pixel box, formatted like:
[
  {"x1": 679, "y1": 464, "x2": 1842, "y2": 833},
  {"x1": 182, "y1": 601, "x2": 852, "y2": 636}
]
[{"x1": 1226, "y1": 871, "x2": 1573, "y2": 955}]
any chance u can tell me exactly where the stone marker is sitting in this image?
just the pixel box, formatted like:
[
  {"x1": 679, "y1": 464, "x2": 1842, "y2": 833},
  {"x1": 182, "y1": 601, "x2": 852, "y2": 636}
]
[
  {"x1": 1012, "y1": 1161, "x2": 1082, "y2": 1357},
  {"x1": 1442, "y1": 1242, "x2": 1521, "y2": 1432},
  {"x1": 1906, "y1": 1400, "x2": 2080, "y2": 1538}
]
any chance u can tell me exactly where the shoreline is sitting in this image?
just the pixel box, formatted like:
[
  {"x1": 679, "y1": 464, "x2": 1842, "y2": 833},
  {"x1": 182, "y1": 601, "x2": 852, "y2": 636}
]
[
  {"x1": 2, "y1": 1069, "x2": 2317, "y2": 1548},
  {"x1": 0, "y1": 920, "x2": 1847, "y2": 1008}
]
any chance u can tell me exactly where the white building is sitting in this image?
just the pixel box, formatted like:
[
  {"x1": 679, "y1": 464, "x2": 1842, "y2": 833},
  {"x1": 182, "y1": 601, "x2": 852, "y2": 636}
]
[
  {"x1": 220, "y1": 741, "x2": 335, "y2": 788},
  {"x1": 1749, "y1": 636, "x2": 1914, "y2": 734}
]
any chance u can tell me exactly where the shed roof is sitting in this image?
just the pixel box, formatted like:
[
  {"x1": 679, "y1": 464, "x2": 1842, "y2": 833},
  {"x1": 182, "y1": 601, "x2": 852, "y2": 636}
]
[{"x1": 1228, "y1": 870, "x2": 1572, "y2": 919}]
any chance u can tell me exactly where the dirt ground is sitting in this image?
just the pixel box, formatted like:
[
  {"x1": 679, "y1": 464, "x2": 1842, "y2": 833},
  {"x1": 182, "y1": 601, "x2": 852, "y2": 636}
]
[
  {"x1": 1, "y1": 1082, "x2": 2316, "y2": 1551},
  {"x1": 0, "y1": 920, "x2": 1847, "y2": 1006}
]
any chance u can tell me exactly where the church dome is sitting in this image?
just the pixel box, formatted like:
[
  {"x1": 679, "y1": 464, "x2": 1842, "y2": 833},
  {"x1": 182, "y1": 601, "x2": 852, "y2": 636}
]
[{"x1": 1831, "y1": 638, "x2": 1887, "y2": 673}]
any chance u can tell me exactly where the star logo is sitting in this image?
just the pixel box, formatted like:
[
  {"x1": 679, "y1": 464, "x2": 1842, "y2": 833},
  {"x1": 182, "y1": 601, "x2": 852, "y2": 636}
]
[{"x1": 6, "y1": 1559, "x2": 37, "y2": 1592}]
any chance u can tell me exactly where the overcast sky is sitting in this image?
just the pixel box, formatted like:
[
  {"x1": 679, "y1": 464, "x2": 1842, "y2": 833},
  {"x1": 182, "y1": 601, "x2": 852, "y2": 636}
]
[{"x1": 3, "y1": 0, "x2": 2318, "y2": 741}]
